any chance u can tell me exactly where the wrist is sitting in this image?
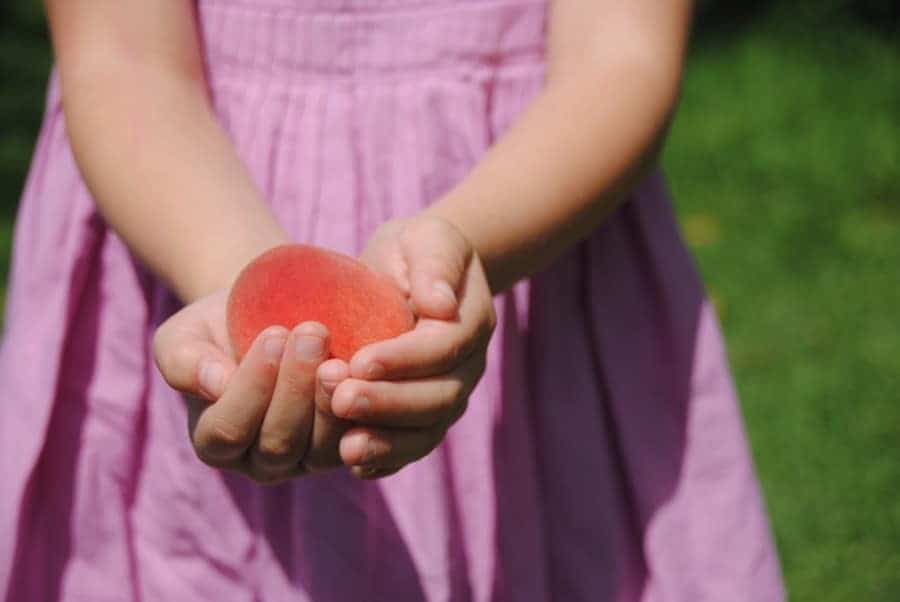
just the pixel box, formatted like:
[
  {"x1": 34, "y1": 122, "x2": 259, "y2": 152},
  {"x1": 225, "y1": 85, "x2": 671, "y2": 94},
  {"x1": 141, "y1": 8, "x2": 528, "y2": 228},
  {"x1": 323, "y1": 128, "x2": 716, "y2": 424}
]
[
  {"x1": 168, "y1": 223, "x2": 291, "y2": 304},
  {"x1": 420, "y1": 202, "x2": 507, "y2": 295}
]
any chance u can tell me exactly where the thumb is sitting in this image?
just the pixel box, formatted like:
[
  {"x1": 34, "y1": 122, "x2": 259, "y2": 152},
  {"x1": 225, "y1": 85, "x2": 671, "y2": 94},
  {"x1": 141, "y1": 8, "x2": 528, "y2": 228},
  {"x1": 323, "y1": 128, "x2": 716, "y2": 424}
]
[
  {"x1": 153, "y1": 325, "x2": 237, "y2": 401},
  {"x1": 400, "y1": 217, "x2": 470, "y2": 320}
]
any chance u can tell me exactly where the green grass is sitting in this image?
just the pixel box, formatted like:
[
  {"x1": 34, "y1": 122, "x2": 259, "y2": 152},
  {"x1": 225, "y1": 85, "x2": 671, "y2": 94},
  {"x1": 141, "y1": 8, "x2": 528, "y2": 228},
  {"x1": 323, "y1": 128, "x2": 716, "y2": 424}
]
[
  {"x1": 664, "y1": 12, "x2": 900, "y2": 601},
  {"x1": 1, "y1": 3, "x2": 898, "y2": 599}
]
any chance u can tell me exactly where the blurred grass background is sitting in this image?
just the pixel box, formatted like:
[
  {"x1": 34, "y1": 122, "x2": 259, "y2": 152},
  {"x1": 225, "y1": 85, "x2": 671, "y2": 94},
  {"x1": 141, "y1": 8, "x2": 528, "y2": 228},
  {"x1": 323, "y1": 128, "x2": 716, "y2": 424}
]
[
  {"x1": 667, "y1": 3, "x2": 899, "y2": 600},
  {"x1": 1, "y1": 1, "x2": 898, "y2": 599}
]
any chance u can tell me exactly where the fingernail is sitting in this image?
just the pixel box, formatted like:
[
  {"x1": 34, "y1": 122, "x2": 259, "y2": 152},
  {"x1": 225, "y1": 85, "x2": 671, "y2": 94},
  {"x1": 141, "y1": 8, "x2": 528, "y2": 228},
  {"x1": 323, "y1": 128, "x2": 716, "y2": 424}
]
[
  {"x1": 350, "y1": 396, "x2": 371, "y2": 417},
  {"x1": 364, "y1": 362, "x2": 385, "y2": 380},
  {"x1": 295, "y1": 334, "x2": 324, "y2": 360},
  {"x1": 264, "y1": 334, "x2": 287, "y2": 361},
  {"x1": 363, "y1": 437, "x2": 389, "y2": 464},
  {"x1": 199, "y1": 360, "x2": 224, "y2": 398},
  {"x1": 433, "y1": 280, "x2": 456, "y2": 306},
  {"x1": 341, "y1": 431, "x2": 368, "y2": 464},
  {"x1": 320, "y1": 380, "x2": 339, "y2": 396},
  {"x1": 354, "y1": 437, "x2": 372, "y2": 463},
  {"x1": 318, "y1": 360, "x2": 346, "y2": 384}
]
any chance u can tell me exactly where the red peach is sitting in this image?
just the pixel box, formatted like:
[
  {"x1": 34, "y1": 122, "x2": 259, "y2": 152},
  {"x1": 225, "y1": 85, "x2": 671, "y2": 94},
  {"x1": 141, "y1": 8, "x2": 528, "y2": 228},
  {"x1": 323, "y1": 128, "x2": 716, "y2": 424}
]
[{"x1": 227, "y1": 244, "x2": 415, "y2": 361}]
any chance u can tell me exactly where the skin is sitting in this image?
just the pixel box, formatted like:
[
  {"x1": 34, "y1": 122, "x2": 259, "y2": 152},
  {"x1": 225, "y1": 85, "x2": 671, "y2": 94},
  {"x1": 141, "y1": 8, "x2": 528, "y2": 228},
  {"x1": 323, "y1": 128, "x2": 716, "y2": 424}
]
[
  {"x1": 426, "y1": 0, "x2": 693, "y2": 292},
  {"x1": 45, "y1": 0, "x2": 692, "y2": 482}
]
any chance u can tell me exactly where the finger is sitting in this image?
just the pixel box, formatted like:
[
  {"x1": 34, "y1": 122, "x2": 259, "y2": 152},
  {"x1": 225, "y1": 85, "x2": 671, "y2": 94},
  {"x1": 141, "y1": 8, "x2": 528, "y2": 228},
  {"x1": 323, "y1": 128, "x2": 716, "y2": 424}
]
[
  {"x1": 185, "y1": 395, "x2": 248, "y2": 474},
  {"x1": 315, "y1": 358, "x2": 350, "y2": 415},
  {"x1": 339, "y1": 425, "x2": 446, "y2": 469},
  {"x1": 331, "y1": 351, "x2": 484, "y2": 428},
  {"x1": 153, "y1": 320, "x2": 236, "y2": 401},
  {"x1": 191, "y1": 326, "x2": 287, "y2": 466},
  {"x1": 300, "y1": 358, "x2": 353, "y2": 472},
  {"x1": 400, "y1": 217, "x2": 470, "y2": 320},
  {"x1": 350, "y1": 256, "x2": 495, "y2": 380},
  {"x1": 187, "y1": 394, "x2": 308, "y2": 483},
  {"x1": 302, "y1": 409, "x2": 351, "y2": 472},
  {"x1": 248, "y1": 322, "x2": 328, "y2": 479}
]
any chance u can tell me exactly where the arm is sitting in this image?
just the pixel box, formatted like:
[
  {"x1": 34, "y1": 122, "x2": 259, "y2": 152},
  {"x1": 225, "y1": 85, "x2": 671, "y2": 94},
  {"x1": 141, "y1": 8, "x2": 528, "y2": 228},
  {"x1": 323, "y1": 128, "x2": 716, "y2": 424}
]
[
  {"x1": 328, "y1": 1, "x2": 693, "y2": 473},
  {"x1": 49, "y1": 1, "x2": 348, "y2": 484},
  {"x1": 45, "y1": 0, "x2": 289, "y2": 303},
  {"x1": 425, "y1": 0, "x2": 693, "y2": 293}
]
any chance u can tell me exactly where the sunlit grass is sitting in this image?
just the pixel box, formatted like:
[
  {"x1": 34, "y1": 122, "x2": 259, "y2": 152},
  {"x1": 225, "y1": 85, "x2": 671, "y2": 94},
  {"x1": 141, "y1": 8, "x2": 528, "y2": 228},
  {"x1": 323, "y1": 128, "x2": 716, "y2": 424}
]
[{"x1": 664, "y1": 16, "x2": 900, "y2": 601}]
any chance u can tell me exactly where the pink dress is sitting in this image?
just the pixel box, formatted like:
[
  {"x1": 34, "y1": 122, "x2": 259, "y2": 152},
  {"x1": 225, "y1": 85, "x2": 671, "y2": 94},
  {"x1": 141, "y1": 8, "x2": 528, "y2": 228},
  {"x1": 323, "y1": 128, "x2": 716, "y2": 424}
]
[{"x1": 0, "y1": 0, "x2": 784, "y2": 600}]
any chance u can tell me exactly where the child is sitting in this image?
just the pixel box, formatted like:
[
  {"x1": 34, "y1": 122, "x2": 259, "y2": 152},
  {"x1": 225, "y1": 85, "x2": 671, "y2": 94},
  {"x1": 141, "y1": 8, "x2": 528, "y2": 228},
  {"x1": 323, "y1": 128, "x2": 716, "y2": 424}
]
[{"x1": 0, "y1": 0, "x2": 784, "y2": 599}]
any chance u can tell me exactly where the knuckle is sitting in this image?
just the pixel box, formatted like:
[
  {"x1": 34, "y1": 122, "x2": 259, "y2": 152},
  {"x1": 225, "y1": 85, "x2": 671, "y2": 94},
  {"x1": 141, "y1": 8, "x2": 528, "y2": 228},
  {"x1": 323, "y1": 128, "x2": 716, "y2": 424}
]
[
  {"x1": 208, "y1": 419, "x2": 247, "y2": 448},
  {"x1": 452, "y1": 333, "x2": 481, "y2": 369},
  {"x1": 461, "y1": 324, "x2": 492, "y2": 367},
  {"x1": 192, "y1": 445, "x2": 230, "y2": 468},
  {"x1": 246, "y1": 378, "x2": 276, "y2": 404},
  {"x1": 443, "y1": 338, "x2": 466, "y2": 368},
  {"x1": 479, "y1": 305, "x2": 498, "y2": 344},
  {"x1": 160, "y1": 344, "x2": 196, "y2": 391},
  {"x1": 368, "y1": 442, "x2": 393, "y2": 465},
  {"x1": 439, "y1": 379, "x2": 465, "y2": 416},
  {"x1": 426, "y1": 215, "x2": 466, "y2": 245},
  {"x1": 194, "y1": 417, "x2": 249, "y2": 461},
  {"x1": 449, "y1": 374, "x2": 473, "y2": 422},
  {"x1": 449, "y1": 395, "x2": 469, "y2": 425},
  {"x1": 485, "y1": 305, "x2": 498, "y2": 335},
  {"x1": 404, "y1": 221, "x2": 466, "y2": 274},
  {"x1": 314, "y1": 390, "x2": 333, "y2": 415},
  {"x1": 257, "y1": 435, "x2": 297, "y2": 464}
]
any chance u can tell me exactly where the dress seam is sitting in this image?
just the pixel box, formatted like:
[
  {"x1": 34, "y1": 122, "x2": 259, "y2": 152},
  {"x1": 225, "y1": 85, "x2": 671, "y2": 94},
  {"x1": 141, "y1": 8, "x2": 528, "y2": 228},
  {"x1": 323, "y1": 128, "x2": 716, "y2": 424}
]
[{"x1": 199, "y1": 0, "x2": 547, "y2": 17}]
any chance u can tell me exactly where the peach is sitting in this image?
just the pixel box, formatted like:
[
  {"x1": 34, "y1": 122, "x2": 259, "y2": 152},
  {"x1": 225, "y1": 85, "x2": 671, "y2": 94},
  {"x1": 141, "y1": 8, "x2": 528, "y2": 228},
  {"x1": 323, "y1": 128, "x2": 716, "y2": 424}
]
[{"x1": 227, "y1": 244, "x2": 415, "y2": 361}]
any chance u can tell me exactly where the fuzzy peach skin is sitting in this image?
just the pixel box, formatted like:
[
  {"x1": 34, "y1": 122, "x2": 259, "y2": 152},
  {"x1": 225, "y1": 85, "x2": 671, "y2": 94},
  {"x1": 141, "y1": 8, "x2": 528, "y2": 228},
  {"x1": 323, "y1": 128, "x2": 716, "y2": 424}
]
[{"x1": 227, "y1": 244, "x2": 415, "y2": 361}]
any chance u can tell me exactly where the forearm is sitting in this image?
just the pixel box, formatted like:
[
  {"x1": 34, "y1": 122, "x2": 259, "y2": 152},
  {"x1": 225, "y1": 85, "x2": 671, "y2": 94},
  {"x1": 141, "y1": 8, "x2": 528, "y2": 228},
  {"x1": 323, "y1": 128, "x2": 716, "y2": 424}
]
[
  {"x1": 47, "y1": 0, "x2": 288, "y2": 304},
  {"x1": 425, "y1": 1, "x2": 691, "y2": 294},
  {"x1": 426, "y1": 61, "x2": 678, "y2": 294},
  {"x1": 61, "y1": 64, "x2": 288, "y2": 303}
]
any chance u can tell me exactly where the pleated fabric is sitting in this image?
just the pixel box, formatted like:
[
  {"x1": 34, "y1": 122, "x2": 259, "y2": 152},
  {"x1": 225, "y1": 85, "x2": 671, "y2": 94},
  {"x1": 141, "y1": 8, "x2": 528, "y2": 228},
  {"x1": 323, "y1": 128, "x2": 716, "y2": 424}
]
[{"x1": 0, "y1": 1, "x2": 784, "y2": 600}]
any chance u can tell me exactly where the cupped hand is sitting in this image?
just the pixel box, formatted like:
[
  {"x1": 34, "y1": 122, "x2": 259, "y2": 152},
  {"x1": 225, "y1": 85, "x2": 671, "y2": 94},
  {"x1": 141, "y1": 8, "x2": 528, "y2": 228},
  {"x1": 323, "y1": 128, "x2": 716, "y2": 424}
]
[
  {"x1": 152, "y1": 289, "x2": 350, "y2": 484},
  {"x1": 325, "y1": 215, "x2": 497, "y2": 479}
]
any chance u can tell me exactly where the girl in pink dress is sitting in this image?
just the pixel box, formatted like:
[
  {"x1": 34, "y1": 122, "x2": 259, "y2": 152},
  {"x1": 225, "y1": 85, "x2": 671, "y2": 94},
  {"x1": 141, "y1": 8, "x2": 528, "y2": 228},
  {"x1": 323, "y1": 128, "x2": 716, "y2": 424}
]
[{"x1": 0, "y1": 0, "x2": 784, "y2": 600}]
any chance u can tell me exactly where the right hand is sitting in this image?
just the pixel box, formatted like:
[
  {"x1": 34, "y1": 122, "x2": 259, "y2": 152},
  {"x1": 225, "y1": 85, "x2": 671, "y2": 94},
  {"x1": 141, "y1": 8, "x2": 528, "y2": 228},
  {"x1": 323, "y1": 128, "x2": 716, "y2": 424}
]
[{"x1": 152, "y1": 289, "x2": 351, "y2": 484}]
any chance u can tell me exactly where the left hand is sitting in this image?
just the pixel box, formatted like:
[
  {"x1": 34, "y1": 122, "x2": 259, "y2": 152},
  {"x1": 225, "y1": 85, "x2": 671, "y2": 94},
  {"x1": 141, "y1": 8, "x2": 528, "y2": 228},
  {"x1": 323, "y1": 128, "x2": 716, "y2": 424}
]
[
  {"x1": 152, "y1": 289, "x2": 351, "y2": 484},
  {"x1": 323, "y1": 215, "x2": 496, "y2": 479}
]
